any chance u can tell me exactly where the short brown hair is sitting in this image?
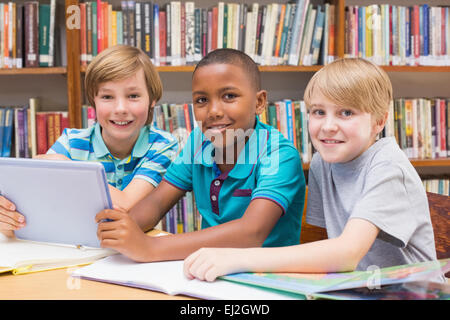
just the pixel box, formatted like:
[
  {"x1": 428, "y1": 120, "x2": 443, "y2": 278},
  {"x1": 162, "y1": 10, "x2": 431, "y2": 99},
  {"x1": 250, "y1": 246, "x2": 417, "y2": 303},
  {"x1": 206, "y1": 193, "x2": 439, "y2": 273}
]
[
  {"x1": 304, "y1": 58, "x2": 392, "y2": 121},
  {"x1": 85, "y1": 45, "x2": 162, "y2": 124}
]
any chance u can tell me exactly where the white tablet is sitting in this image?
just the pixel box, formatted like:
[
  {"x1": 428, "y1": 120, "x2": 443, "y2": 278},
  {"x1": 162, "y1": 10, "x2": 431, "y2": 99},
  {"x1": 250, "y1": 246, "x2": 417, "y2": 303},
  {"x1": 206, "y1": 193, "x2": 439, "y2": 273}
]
[{"x1": 0, "y1": 158, "x2": 112, "y2": 248}]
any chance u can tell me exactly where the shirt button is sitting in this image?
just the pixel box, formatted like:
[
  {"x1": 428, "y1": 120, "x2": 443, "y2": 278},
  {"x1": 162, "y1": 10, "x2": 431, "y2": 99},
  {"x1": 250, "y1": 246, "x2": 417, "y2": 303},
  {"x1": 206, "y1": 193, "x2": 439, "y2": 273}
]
[
  {"x1": 117, "y1": 179, "x2": 123, "y2": 185},
  {"x1": 214, "y1": 180, "x2": 221, "y2": 186},
  {"x1": 211, "y1": 195, "x2": 217, "y2": 201}
]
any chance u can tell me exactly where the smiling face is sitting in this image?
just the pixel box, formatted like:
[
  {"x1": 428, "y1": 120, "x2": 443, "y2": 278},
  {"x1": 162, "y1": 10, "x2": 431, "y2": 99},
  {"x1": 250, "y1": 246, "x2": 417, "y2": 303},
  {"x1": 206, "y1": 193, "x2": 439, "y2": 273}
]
[
  {"x1": 192, "y1": 63, "x2": 267, "y2": 155},
  {"x1": 308, "y1": 90, "x2": 386, "y2": 163},
  {"x1": 94, "y1": 68, "x2": 152, "y2": 159}
]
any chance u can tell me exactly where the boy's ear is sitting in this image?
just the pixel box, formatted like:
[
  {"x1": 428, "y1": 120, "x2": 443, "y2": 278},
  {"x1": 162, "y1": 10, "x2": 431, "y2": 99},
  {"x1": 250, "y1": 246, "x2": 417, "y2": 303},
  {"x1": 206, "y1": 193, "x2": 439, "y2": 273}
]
[
  {"x1": 255, "y1": 90, "x2": 268, "y2": 115},
  {"x1": 374, "y1": 111, "x2": 389, "y2": 135}
]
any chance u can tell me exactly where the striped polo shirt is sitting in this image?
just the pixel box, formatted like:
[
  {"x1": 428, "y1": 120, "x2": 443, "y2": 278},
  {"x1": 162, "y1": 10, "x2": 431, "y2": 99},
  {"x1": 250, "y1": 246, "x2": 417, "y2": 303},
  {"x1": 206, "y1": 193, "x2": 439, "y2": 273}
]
[{"x1": 48, "y1": 122, "x2": 178, "y2": 190}]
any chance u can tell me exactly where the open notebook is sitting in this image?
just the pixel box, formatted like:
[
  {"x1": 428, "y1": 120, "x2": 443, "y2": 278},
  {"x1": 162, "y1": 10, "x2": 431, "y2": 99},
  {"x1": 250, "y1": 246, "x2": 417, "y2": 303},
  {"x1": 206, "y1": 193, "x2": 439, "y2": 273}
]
[
  {"x1": 0, "y1": 233, "x2": 115, "y2": 275},
  {"x1": 72, "y1": 254, "x2": 306, "y2": 300}
]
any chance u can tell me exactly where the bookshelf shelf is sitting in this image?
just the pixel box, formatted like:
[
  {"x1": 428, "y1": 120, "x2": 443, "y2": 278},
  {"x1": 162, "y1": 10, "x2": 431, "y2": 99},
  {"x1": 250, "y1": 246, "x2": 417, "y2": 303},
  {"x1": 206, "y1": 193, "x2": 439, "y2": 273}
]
[
  {"x1": 79, "y1": 65, "x2": 324, "y2": 73},
  {"x1": 381, "y1": 66, "x2": 450, "y2": 73},
  {"x1": 0, "y1": 67, "x2": 67, "y2": 75},
  {"x1": 410, "y1": 158, "x2": 450, "y2": 168},
  {"x1": 302, "y1": 158, "x2": 450, "y2": 171}
]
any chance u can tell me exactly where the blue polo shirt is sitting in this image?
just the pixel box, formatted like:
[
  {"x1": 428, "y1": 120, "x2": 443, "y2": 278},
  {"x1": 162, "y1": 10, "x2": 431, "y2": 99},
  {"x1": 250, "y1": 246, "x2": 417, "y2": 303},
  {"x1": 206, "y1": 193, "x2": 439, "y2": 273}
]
[
  {"x1": 48, "y1": 123, "x2": 178, "y2": 190},
  {"x1": 163, "y1": 118, "x2": 305, "y2": 247}
]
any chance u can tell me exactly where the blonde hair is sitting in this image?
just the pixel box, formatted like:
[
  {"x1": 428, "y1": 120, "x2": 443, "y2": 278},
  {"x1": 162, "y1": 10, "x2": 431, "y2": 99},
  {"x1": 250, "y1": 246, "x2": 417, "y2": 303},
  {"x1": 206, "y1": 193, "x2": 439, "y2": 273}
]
[
  {"x1": 304, "y1": 58, "x2": 392, "y2": 121},
  {"x1": 85, "y1": 45, "x2": 162, "y2": 124}
]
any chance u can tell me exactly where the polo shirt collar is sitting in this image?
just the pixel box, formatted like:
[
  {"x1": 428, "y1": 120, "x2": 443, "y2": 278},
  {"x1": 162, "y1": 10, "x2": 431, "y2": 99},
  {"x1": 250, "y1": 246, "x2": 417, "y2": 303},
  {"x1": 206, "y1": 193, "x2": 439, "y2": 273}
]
[
  {"x1": 92, "y1": 122, "x2": 150, "y2": 159},
  {"x1": 193, "y1": 117, "x2": 268, "y2": 179},
  {"x1": 93, "y1": 122, "x2": 110, "y2": 158}
]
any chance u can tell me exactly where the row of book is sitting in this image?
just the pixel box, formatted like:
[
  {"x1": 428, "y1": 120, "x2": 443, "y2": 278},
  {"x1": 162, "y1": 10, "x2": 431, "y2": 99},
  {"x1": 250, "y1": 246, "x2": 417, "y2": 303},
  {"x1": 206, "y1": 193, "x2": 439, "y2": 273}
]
[
  {"x1": 1, "y1": 96, "x2": 449, "y2": 162},
  {"x1": 154, "y1": 191, "x2": 201, "y2": 234},
  {"x1": 0, "y1": 1, "x2": 57, "y2": 69},
  {"x1": 344, "y1": 4, "x2": 450, "y2": 66},
  {"x1": 423, "y1": 179, "x2": 450, "y2": 196},
  {"x1": 152, "y1": 97, "x2": 450, "y2": 164},
  {"x1": 0, "y1": 99, "x2": 69, "y2": 158},
  {"x1": 79, "y1": 0, "x2": 336, "y2": 67}
]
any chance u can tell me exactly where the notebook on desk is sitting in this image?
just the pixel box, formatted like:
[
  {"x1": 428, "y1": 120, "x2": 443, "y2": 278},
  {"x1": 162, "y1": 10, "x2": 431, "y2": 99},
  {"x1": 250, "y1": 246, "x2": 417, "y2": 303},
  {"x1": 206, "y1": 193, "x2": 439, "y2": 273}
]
[{"x1": 0, "y1": 158, "x2": 116, "y2": 274}]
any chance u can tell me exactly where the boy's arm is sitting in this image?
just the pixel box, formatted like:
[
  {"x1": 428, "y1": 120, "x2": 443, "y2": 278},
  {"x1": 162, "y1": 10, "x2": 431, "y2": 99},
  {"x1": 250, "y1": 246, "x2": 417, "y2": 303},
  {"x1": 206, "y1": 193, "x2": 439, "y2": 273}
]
[
  {"x1": 108, "y1": 180, "x2": 155, "y2": 212},
  {"x1": 184, "y1": 218, "x2": 379, "y2": 281},
  {"x1": 95, "y1": 194, "x2": 282, "y2": 262}
]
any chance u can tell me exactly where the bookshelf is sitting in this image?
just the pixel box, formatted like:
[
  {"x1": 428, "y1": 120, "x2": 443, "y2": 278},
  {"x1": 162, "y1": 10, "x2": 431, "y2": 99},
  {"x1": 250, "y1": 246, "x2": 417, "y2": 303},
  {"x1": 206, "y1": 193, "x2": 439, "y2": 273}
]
[{"x1": 1, "y1": 0, "x2": 449, "y2": 176}]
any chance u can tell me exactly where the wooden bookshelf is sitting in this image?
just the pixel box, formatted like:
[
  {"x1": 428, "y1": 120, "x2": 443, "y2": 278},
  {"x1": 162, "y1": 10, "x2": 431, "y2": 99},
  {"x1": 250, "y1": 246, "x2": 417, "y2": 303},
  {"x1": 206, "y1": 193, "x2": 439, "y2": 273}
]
[
  {"x1": 410, "y1": 159, "x2": 450, "y2": 168},
  {"x1": 80, "y1": 65, "x2": 323, "y2": 73},
  {"x1": 13, "y1": 0, "x2": 442, "y2": 170},
  {"x1": 0, "y1": 67, "x2": 67, "y2": 75},
  {"x1": 381, "y1": 66, "x2": 450, "y2": 73},
  {"x1": 302, "y1": 159, "x2": 450, "y2": 172}
]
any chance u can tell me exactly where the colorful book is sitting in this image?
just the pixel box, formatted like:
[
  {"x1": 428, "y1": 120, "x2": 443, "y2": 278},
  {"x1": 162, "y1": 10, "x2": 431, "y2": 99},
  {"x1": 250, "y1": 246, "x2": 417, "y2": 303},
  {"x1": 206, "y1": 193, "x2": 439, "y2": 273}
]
[{"x1": 222, "y1": 259, "x2": 450, "y2": 300}]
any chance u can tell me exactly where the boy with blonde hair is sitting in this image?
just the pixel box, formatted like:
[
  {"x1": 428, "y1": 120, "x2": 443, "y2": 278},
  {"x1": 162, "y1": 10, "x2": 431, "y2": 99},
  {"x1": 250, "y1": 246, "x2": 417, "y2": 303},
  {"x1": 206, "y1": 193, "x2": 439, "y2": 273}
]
[
  {"x1": 0, "y1": 45, "x2": 178, "y2": 235},
  {"x1": 183, "y1": 58, "x2": 439, "y2": 282}
]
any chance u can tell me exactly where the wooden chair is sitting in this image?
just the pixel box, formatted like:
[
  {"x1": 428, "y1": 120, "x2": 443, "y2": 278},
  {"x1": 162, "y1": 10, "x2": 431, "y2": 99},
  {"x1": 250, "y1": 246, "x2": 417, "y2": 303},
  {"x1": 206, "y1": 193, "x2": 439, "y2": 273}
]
[{"x1": 427, "y1": 192, "x2": 450, "y2": 260}]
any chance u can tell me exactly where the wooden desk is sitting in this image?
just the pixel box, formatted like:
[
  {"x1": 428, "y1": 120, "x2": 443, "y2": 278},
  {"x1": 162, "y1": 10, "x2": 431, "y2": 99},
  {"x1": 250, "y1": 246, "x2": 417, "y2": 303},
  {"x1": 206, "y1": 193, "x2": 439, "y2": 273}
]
[
  {"x1": 0, "y1": 267, "x2": 193, "y2": 300},
  {"x1": 0, "y1": 230, "x2": 193, "y2": 300}
]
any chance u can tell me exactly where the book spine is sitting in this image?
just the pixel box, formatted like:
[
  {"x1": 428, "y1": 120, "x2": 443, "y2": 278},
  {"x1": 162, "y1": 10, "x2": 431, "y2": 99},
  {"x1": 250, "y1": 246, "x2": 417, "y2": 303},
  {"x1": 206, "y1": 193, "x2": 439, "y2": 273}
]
[
  {"x1": 11, "y1": 3, "x2": 16, "y2": 69},
  {"x1": 185, "y1": 2, "x2": 195, "y2": 65},
  {"x1": 143, "y1": 2, "x2": 151, "y2": 57},
  {"x1": 180, "y1": 2, "x2": 186, "y2": 64},
  {"x1": 128, "y1": 0, "x2": 135, "y2": 47},
  {"x1": 15, "y1": 4, "x2": 23, "y2": 68},
  {"x1": 193, "y1": 8, "x2": 201, "y2": 62},
  {"x1": 201, "y1": 8, "x2": 207, "y2": 57},
  {"x1": 48, "y1": 0, "x2": 56, "y2": 66},
  {"x1": 447, "y1": 99, "x2": 450, "y2": 157},
  {"x1": 135, "y1": 1, "x2": 142, "y2": 49},
  {"x1": 46, "y1": 113, "x2": 55, "y2": 150},
  {"x1": 166, "y1": 3, "x2": 171, "y2": 65},
  {"x1": 97, "y1": 0, "x2": 102, "y2": 52},
  {"x1": 80, "y1": 3, "x2": 87, "y2": 66},
  {"x1": 440, "y1": 99, "x2": 447, "y2": 157},
  {"x1": 0, "y1": 108, "x2": 4, "y2": 156},
  {"x1": 286, "y1": 99, "x2": 295, "y2": 144},
  {"x1": 159, "y1": 10, "x2": 166, "y2": 66},
  {"x1": 39, "y1": 4, "x2": 50, "y2": 67},
  {"x1": 2, "y1": 108, "x2": 13, "y2": 157},
  {"x1": 23, "y1": 106, "x2": 30, "y2": 158},
  {"x1": 92, "y1": 1, "x2": 98, "y2": 56},
  {"x1": 211, "y1": 6, "x2": 218, "y2": 51},
  {"x1": 120, "y1": 1, "x2": 128, "y2": 46},
  {"x1": 153, "y1": 4, "x2": 159, "y2": 65},
  {"x1": 24, "y1": 1, "x2": 38, "y2": 67}
]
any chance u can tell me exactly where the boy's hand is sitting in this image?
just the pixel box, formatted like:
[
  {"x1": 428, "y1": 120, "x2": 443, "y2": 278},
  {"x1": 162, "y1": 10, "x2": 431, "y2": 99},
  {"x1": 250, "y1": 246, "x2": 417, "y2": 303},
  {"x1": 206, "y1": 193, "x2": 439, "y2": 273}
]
[
  {"x1": 33, "y1": 154, "x2": 71, "y2": 161},
  {"x1": 95, "y1": 207, "x2": 152, "y2": 262},
  {"x1": 0, "y1": 196, "x2": 25, "y2": 237},
  {"x1": 183, "y1": 248, "x2": 245, "y2": 282}
]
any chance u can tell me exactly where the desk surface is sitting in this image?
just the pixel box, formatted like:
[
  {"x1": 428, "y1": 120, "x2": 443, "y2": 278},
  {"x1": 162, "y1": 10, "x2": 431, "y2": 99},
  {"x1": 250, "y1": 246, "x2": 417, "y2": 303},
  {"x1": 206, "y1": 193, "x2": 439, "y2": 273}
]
[
  {"x1": 0, "y1": 230, "x2": 193, "y2": 300},
  {"x1": 0, "y1": 267, "x2": 193, "y2": 300}
]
